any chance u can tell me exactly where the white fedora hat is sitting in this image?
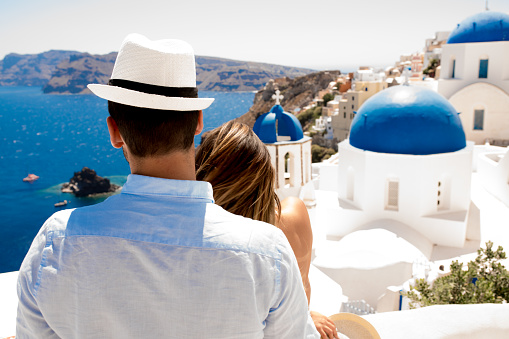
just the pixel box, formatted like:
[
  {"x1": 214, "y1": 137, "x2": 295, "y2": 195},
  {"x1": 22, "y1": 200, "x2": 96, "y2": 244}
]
[{"x1": 88, "y1": 33, "x2": 214, "y2": 111}]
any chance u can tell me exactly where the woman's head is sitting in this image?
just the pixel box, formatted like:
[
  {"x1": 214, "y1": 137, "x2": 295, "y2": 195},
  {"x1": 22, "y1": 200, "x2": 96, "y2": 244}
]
[{"x1": 196, "y1": 121, "x2": 280, "y2": 225}]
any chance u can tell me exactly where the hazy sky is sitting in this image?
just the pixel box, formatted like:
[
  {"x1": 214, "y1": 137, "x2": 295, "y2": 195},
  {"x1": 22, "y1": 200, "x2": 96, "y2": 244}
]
[{"x1": 1, "y1": 0, "x2": 508, "y2": 71}]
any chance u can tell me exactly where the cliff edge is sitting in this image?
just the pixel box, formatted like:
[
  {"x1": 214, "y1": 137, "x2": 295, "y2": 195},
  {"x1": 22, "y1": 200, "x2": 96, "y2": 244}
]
[{"x1": 234, "y1": 70, "x2": 341, "y2": 128}]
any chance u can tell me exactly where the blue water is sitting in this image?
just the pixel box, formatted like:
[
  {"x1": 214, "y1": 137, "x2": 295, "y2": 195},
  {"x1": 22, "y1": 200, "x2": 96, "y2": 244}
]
[{"x1": 0, "y1": 87, "x2": 255, "y2": 273}]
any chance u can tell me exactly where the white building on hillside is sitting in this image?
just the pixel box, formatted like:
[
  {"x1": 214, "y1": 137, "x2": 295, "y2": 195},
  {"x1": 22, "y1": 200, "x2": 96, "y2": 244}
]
[
  {"x1": 423, "y1": 31, "x2": 450, "y2": 69},
  {"x1": 437, "y1": 11, "x2": 509, "y2": 145},
  {"x1": 330, "y1": 68, "x2": 387, "y2": 142},
  {"x1": 315, "y1": 84, "x2": 477, "y2": 253},
  {"x1": 312, "y1": 84, "x2": 479, "y2": 309}
]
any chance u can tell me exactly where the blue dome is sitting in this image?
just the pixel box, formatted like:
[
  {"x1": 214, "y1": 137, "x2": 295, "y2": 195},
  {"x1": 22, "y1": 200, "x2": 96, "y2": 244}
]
[
  {"x1": 447, "y1": 11, "x2": 509, "y2": 44},
  {"x1": 349, "y1": 86, "x2": 466, "y2": 155},
  {"x1": 253, "y1": 104, "x2": 304, "y2": 143}
]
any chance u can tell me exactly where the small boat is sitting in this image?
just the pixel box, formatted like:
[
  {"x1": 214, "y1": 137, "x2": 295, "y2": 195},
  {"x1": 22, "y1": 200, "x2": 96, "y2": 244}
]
[
  {"x1": 54, "y1": 200, "x2": 69, "y2": 207},
  {"x1": 23, "y1": 173, "x2": 40, "y2": 182}
]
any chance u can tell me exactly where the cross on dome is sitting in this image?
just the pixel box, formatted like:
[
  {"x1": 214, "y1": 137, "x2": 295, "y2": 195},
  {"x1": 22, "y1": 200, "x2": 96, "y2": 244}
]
[{"x1": 272, "y1": 89, "x2": 284, "y2": 105}]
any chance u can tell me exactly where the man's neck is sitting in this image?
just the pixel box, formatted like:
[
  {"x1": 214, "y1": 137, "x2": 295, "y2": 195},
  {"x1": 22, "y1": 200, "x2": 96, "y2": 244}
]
[{"x1": 128, "y1": 148, "x2": 197, "y2": 181}]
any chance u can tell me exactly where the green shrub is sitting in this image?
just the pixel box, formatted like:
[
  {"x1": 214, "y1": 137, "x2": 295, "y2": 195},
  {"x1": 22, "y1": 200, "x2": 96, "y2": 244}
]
[
  {"x1": 323, "y1": 93, "x2": 334, "y2": 106},
  {"x1": 311, "y1": 144, "x2": 336, "y2": 163},
  {"x1": 297, "y1": 106, "x2": 322, "y2": 126},
  {"x1": 403, "y1": 241, "x2": 509, "y2": 308},
  {"x1": 423, "y1": 58, "x2": 439, "y2": 76}
]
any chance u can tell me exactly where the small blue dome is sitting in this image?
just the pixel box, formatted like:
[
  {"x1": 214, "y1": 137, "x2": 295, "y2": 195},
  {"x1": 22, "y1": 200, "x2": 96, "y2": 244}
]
[
  {"x1": 350, "y1": 86, "x2": 466, "y2": 155},
  {"x1": 447, "y1": 11, "x2": 509, "y2": 44},
  {"x1": 253, "y1": 104, "x2": 304, "y2": 143}
]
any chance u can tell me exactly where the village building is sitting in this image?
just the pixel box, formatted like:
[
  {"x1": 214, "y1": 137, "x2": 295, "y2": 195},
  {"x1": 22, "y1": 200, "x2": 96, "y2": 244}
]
[
  {"x1": 329, "y1": 68, "x2": 387, "y2": 142},
  {"x1": 311, "y1": 83, "x2": 480, "y2": 309},
  {"x1": 423, "y1": 31, "x2": 450, "y2": 70},
  {"x1": 437, "y1": 11, "x2": 509, "y2": 145}
]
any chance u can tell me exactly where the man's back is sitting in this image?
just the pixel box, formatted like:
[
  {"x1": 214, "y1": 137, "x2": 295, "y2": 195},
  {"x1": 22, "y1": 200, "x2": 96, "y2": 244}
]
[{"x1": 17, "y1": 175, "x2": 317, "y2": 338}]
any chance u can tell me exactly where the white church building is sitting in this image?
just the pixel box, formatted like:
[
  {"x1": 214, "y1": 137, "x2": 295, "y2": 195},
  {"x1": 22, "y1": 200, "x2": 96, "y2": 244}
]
[
  {"x1": 437, "y1": 11, "x2": 509, "y2": 145},
  {"x1": 311, "y1": 83, "x2": 480, "y2": 308},
  {"x1": 318, "y1": 84, "x2": 474, "y2": 252},
  {"x1": 253, "y1": 91, "x2": 313, "y2": 200}
]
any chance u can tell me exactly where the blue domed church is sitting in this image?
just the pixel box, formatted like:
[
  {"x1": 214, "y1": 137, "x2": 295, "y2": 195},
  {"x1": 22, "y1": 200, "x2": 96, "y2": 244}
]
[
  {"x1": 253, "y1": 90, "x2": 313, "y2": 200},
  {"x1": 328, "y1": 84, "x2": 475, "y2": 251},
  {"x1": 437, "y1": 11, "x2": 509, "y2": 145}
]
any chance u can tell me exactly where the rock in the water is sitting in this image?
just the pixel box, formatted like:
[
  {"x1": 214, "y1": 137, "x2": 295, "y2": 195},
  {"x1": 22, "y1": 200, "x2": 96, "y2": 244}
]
[{"x1": 61, "y1": 167, "x2": 120, "y2": 197}]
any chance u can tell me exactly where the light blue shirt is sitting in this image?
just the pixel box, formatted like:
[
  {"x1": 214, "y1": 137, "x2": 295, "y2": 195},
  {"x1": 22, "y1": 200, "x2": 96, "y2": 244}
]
[{"x1": 17, "y1": 174, "x2": 319, "y2": 338}]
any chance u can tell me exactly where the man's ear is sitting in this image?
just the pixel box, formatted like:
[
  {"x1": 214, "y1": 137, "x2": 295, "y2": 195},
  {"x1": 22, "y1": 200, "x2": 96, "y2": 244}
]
[
  {"x1": 107, "y1": 116, "x2": 124, "y2": 149},
  {"x1": 195, "y1": 110, "x2": 204, "y2": 136}
]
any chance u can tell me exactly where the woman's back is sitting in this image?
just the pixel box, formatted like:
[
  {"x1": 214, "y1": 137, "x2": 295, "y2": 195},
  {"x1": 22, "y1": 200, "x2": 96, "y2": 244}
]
[{"x1": 277, "y1": 196, "x2": 313, "y2": 303}]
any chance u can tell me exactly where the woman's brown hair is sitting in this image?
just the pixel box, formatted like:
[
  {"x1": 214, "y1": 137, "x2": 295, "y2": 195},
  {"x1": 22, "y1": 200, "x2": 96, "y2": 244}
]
[{"x1": 196, "y1": 121, "x2": 281, "y2": 225}]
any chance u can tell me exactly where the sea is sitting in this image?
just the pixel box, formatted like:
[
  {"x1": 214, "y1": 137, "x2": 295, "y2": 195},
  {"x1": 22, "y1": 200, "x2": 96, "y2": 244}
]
[{"x1": 0, "y1": 86, "x2": 255, "y2": 273}]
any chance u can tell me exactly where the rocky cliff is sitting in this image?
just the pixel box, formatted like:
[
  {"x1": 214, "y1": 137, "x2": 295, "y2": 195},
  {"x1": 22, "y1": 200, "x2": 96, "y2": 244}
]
[
  {"x1": 0, "y1": 50, "x2": 78, "y2": 86},
  {"x1": 0, "y1": 51, "x2": 314, "y2": 93},
  {"x1": 234, "y1": 70, "x2": 341, "y2": 127},
  {"x1": 43, "y1": 52, "x2": 117, "y2": 94},
  {"x1": 195, "y1": 56, "x2": 313, "y2": 92}
]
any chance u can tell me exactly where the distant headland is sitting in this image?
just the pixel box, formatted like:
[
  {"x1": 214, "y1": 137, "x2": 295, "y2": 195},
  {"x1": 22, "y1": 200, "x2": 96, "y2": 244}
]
[{"x1": 0, "y1": 50, "x2": 315, "y2": 94}]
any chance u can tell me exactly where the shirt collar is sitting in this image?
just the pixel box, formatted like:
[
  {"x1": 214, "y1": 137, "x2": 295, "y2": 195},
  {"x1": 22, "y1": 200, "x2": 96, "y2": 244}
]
[{"x1": 121, "y1": 174, "x2": 214, "y2": 203}]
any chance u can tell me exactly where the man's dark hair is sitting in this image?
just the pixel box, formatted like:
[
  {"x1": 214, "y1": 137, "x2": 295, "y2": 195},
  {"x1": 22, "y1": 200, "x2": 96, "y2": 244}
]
[{"x1": 108, "y1": 101, "x2": 200, "y2": 157}]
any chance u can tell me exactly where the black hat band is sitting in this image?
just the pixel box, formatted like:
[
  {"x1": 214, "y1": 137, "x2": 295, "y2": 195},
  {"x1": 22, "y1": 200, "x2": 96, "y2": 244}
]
[{"x1": 108, "y1": 79, "x2": 198, "y2": 98}]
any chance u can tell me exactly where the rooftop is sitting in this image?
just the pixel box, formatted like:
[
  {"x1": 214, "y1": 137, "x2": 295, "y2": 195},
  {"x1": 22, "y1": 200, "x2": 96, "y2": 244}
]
[
  {"x1": 349, "y1": 85, "x2": 466, "y2": 155},
  {"x1": 447, "y1": 11, "x2": 509, "y2": 44}
]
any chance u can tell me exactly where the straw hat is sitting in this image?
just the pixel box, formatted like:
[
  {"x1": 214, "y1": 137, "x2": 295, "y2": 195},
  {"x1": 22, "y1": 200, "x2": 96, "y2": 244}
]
[
  {"x1": 88, "y1": 33, "x2": 214, "y2": 111},
  {"x1": 329, "y1": 313, "x2": 381, "y2": 339}
]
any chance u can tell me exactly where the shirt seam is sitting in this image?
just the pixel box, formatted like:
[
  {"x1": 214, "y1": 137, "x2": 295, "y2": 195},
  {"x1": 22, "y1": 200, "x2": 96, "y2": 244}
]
[
  {"x1": 54, "y1": 233, "x2": 283, "y2": 261},
  {"x1": 274, "y1": 254, "x2": 281, "y2": 305},
  {"x1": 120, "y1": 191, "x2": 214, "y2": 202},
  {"x1": 33, "y1": 230, "x2": 54, "y2": 297}
]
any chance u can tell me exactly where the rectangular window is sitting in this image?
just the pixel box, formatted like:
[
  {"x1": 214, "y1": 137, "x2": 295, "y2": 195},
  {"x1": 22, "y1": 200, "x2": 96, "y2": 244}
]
[
  {"x1": 344, "y1": 112, "x2": 346, "y2": 118},
  {"x1": 474, "y1": 109, "x2": 484, "y2": 130},
  {"x1": 479, "y1": 59, "x2": 488, "y2": 79},
  {"x1": 451, "y1": 59, "x2": 456, "y2": 78},
  {"x1": 386, "y1": 179, "x2": 399, "y2": 211}
]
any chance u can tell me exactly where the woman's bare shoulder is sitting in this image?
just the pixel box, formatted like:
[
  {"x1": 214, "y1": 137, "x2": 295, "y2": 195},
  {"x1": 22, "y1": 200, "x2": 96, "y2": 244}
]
[
  {"x1": 279, "y1": 197, "x2": 312, "y2": 241},
  {"x1": 281, "y1": 197, "x2": 308, "y2": 222}
]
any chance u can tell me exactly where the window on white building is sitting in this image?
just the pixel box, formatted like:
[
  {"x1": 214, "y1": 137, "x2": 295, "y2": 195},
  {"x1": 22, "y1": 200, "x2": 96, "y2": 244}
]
[
  {"x1": 437, "y1": 175, "x2": 451, "y2": 211},
  {"x1": 451, "y1": 58, "x2": 456, "y2": 79},
  {"x1": 474, "y1": 109, "x2": 484, "y2": 130},
  {"x1": 479, "y1": 59, "x2": 489, "y2": 79},
  {"x1": 283, "y1": 152, "x2": 296, "y2": 187},
  {"x1": 437, "y1": 181, "x2": 442, "y2": 209},
  {"x1": 385, "y1": 179, "x2": 399, "y2": 211}
]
